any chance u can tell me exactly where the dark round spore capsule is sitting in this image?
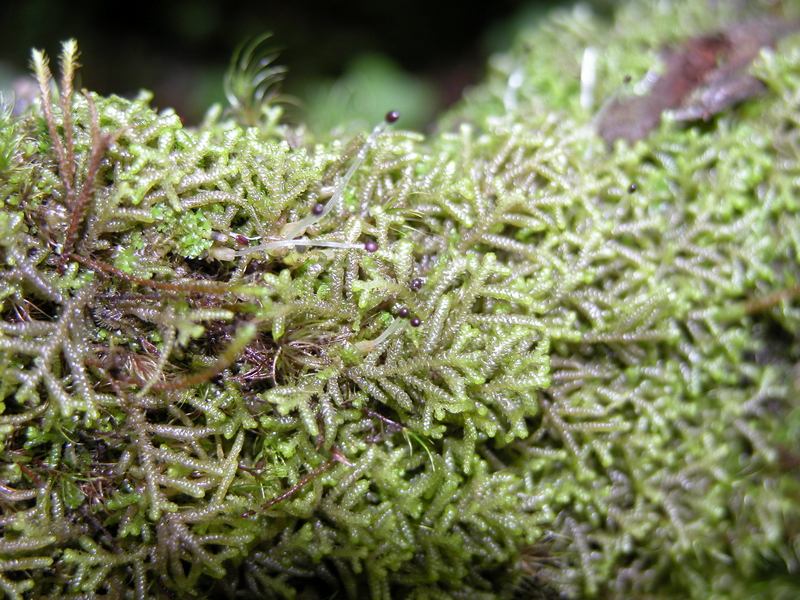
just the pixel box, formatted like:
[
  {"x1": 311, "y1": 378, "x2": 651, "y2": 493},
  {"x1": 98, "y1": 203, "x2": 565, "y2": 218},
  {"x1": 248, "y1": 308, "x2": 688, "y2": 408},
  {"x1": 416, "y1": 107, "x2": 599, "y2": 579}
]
[
  {"x1": 410, "y1": 277, "x2": 423, "y2": 290},
  {"x1": 398, "y1": 307, "x2": 410, "y2": 318},
  {"x1": 409, "y1": 317, "x2": 421, "y2": 327},
  {"x1": 628, "y1": 183, "x2": 637, "y2": 193},
  {"x1": 623, "y1": 75, "x2": 632, "y2": 83},
  {"x1": 385, "y1": 110, "x2": 400, "y2": 123},
  {"x1": 364, "y1": 240, "x2": 379, "y2": 253},
  {"x1": 234, "y1": 234, "x2": 249, "y2": 245},
  {"x1": 312, "y1": 202, "x2": 325, "y2": 215}
]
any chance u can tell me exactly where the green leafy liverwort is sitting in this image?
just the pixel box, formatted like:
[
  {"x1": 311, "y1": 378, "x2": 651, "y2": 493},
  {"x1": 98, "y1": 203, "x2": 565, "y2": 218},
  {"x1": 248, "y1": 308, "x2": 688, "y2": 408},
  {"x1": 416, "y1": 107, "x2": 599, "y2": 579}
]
[{"x1": 0, "y1": 0, "x2": 799, "y2": 598}]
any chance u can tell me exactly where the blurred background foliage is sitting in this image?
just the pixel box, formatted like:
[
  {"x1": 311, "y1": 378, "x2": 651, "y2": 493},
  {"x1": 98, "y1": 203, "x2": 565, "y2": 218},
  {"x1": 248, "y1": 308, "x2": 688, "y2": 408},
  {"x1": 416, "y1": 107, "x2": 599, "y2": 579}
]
[{"x1": 0, "y1": 0, "x2": 612, "y2": 132}]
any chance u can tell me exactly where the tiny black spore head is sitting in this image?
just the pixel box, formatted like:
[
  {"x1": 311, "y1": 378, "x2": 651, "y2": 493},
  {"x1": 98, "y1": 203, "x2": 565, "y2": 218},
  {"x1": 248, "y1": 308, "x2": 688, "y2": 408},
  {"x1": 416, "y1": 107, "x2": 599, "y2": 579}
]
[
  {"x1": 398, "y1": 307, "x2": 410, "y2": 318},
  {"x1": 385, "y1": 110, "x2": 400, "y2": 124},
  {"x1": 410, "y1": 277, "x2": 423, "y2": 290},
  {"x1": 628, "y1": 183, "x2": 637, "y2": 193},
  {"x1": 364, "y1": 240, "x2": 379, "y2": 253},
  {"x1": 312, "y1": 202, "x2": 325, "y2": 215},
  {"x1": 409, "y1": 317, "x2": 421, "y2": 327}
]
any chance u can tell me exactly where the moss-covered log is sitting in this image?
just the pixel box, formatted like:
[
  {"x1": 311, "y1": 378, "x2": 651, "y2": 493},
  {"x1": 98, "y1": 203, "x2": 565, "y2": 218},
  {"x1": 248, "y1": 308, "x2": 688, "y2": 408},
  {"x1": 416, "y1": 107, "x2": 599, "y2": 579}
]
[{"x1": 1, "y1": 1, "x2": 799, "y2": 598}]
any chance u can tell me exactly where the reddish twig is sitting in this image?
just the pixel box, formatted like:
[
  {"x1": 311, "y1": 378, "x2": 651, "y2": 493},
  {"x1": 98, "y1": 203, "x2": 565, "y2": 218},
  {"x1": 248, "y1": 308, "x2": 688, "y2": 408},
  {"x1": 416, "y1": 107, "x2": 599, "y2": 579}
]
[
  {"x1": 260, "y1": 457, "x2": 337, "y2": 510},
  {"x1": 67, "y1": 253, "x2": 238, "y2": 294},
  {"x1": 146, "y1": 347, "x2": 239, "y2": 392},
  {"x1": 744, "y1": 284, "x2": 800, "y2": 315},
  {"x1": 58, "y1": 91, "x2": 121, "y2": 271},
  {"x1": 361, "y1": 407, "x2": 404, "y2": 432}
]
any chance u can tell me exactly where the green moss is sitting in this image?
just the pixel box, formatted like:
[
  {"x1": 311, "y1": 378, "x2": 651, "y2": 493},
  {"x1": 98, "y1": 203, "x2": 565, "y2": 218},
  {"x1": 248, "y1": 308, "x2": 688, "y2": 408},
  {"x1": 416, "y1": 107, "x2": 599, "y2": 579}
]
[{"x1": 0, "y1": 1, "x2": 799, "y2": 598}]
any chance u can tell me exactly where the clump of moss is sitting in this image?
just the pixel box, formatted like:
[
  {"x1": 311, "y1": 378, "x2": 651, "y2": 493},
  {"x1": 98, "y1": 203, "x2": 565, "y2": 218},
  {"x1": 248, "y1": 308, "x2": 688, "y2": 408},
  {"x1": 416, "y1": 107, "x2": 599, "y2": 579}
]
[{"x1": 0, "y1": 1, "x2": 799, "y2": 599}]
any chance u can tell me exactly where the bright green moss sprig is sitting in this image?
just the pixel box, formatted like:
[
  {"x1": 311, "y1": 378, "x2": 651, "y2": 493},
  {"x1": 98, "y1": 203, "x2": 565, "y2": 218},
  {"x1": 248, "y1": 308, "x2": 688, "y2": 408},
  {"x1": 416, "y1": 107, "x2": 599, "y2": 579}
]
[{"x1": 1, "y1": 1, "x2": 800, "y2": 599}]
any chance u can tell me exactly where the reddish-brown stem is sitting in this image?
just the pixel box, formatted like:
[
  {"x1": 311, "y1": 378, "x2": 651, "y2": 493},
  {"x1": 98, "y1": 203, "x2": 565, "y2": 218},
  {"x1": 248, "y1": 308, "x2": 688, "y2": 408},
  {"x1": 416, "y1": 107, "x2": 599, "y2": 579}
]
[
  {"x1": 361, "y1": 407, "x2": 403, "y2": 431},
  {"x1": 17, "y1": 462, "x2": 43, "y2": 487},
  {"x1": 146, "y1": 354, "x2": 233, "y2": 392},
  {"x1": 58, "y1": 91, "x2": 119, "y2": 271},
  {"x1": 260, "y1": 458, "x2": 335, "y2": 510},
  {"x1": 744, "y1": 284, "x2": 800, "y2": 315},
  {"x1": 67, "y1": 253, "x2": 237, "y2": 294}
]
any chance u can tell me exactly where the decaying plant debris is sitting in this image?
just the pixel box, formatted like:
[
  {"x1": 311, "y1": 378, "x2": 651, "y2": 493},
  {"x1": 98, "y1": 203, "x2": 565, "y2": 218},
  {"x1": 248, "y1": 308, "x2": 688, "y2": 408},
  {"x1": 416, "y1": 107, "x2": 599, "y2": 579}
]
[{"x1": 597, "y1": 16, "x2": 800, "y2": 143}]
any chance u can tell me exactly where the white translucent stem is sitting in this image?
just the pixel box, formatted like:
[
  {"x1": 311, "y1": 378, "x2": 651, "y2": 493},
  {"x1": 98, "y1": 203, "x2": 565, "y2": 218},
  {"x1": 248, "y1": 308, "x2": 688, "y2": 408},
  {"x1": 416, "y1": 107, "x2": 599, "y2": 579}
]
[
  {"x1": 281, "y1": 120, "x2": 388, "y2": 240},
  {"x1": 354, "y1": 318, "x2": 408, "y2": 353},
  {"x1": 236, "y1": 237, "x2": 366, "y2": 257}
]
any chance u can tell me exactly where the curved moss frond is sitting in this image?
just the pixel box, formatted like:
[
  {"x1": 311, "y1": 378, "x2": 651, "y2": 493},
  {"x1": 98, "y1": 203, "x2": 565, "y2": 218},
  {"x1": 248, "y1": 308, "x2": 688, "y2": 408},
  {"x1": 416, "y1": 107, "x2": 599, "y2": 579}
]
[{"x1": 1, "y1": 1, "x2": 800, "y2": 598}]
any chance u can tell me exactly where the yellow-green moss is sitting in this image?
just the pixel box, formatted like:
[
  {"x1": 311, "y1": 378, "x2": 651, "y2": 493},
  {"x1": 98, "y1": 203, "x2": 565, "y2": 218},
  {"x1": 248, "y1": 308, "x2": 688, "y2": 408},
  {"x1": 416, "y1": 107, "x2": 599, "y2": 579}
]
[{"x1": 0, "y1": 1, "x2": 799, "y2": 599}]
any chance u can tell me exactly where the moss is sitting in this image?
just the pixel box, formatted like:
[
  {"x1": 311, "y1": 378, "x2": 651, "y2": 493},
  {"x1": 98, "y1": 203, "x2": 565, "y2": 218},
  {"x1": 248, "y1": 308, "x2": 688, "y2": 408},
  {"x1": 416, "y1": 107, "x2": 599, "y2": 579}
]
[{"x1": 0, "y1": 1, "x2": 799, "y2": 599}]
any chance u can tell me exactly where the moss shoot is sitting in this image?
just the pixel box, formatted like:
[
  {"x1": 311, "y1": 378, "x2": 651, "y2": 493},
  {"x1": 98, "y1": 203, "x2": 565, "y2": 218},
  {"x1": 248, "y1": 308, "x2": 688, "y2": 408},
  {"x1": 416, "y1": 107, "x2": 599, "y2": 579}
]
[{"x1": 1, "y1": 1, "x2": 800, "y2": 599}]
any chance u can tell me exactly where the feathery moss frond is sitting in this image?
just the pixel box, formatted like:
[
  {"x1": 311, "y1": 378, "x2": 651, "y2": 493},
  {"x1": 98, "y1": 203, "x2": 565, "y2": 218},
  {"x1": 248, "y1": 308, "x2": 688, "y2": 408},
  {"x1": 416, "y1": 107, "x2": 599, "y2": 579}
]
[{"x1": 2, "y1": 2, "x2": 800, "y2": 598}]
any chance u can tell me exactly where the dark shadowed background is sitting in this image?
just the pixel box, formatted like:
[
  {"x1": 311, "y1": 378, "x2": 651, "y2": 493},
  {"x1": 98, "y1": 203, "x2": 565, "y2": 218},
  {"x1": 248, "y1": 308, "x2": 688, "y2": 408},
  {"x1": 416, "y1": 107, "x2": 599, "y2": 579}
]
[{"x1": 0, "y1": 0, "x2": 614, "y2": 130}]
